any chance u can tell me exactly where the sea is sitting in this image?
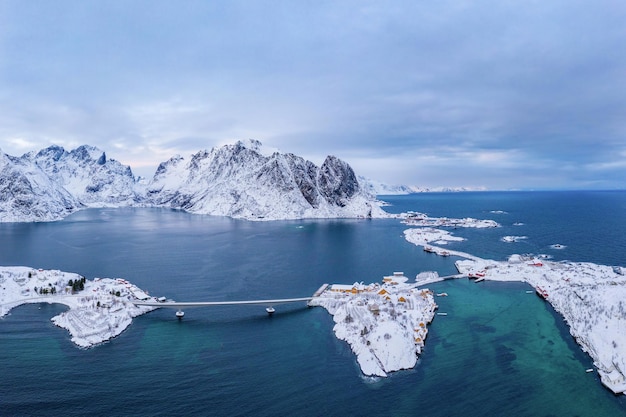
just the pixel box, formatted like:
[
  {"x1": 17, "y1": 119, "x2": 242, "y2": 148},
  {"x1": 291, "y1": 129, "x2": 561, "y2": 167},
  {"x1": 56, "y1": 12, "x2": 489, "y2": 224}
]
[{"x1": 1, "y1": 191, "x2": 626, "y2": 416}]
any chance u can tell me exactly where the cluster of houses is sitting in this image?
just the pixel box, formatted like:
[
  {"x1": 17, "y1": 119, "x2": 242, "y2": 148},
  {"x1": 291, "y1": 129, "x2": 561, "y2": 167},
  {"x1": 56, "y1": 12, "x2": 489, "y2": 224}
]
[
  {"x1": 327, "y1": 271, "x2": 435, "y2": 311},
  {"x1": 329, "y1": 272, "x2": 408, "y2": 294}
]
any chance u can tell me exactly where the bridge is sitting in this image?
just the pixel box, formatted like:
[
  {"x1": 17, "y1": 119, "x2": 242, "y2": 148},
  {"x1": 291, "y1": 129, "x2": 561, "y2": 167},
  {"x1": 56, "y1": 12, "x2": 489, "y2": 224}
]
[{"x1": 132, "y1": 284, "x2": 328, "y2": 318}]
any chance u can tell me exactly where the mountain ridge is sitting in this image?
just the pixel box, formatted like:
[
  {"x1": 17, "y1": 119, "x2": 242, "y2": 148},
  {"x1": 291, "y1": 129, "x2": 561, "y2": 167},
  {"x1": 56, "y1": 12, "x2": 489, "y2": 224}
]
[{"x1": 1, "y1": 140, "x2": 385, "y2": 222}]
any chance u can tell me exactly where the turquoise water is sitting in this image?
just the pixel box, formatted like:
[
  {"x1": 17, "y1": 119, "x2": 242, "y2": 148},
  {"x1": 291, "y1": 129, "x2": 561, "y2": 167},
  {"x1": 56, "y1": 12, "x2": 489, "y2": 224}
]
[{"x1": 1, "y1": 192, "x2": 625, "y2": 416}]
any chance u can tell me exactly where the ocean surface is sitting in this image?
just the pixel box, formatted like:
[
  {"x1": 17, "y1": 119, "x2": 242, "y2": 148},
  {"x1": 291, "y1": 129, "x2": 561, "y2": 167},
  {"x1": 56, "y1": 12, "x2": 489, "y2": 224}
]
[{"x1": 1, "y1": 191, "x2": 626, "y2": 416}]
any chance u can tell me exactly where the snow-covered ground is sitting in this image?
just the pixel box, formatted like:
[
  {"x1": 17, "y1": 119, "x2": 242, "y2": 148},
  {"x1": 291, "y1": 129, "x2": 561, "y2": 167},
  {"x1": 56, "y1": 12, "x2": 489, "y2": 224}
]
[
  {"x1": 501, "y1": 235, "x2": 528, "y2": 243},
  {"x1": 455, "y1": 257, "x2": 626, "y2": 395},
  {"x1": 308, "y1": 273, "x2": 438, "y2": 377},
  {"x1": 0, "y1": 267, "x2": 157, "y2": 347},
  {"x1": 401, "y1": 212, "x2": 499, "y2": 228},
  {"x1": 402, "y1": 214, "x2": 626, "y2": 395}
]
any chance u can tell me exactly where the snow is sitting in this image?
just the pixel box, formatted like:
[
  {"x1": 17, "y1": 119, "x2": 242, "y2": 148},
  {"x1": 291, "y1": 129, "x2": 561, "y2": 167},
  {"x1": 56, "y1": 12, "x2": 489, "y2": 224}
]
[
  {"x1": 358, "y1": 177, "x2": 488, "y2": 195},
  {"x1": 2, "y1": 141, "x2": 386, "y2": 223},
  {"x1": 3, "y1": 172, "x2": 625, "y2": 394},
  {"x1": 309, "y1": 275, "x2": 437, "y2": 377},
  {"x1": 401, "y1": 213, "x2": 626, "y2": 395},
  {"x1": 0, "y1": 267, "x2": 157, "y2": 348},
  {"x1": 146, "y1": 142, "x2": 386, "y2": 221},
  {"x1": 401, "y1": 212, "x2": 499, "y2": 228},
  {"x1": 501, "y1": 235, "x2": 528, "y2": 243},
  {"x1": 453, "y1": 257, "x2": 626, "y2": 394}
]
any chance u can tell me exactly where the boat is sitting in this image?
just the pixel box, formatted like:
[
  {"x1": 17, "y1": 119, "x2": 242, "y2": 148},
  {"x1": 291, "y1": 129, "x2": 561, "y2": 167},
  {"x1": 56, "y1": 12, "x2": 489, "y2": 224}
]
[
  {"x1": 175, "y1": 309, "x2": 185, "y2": 318},
  {"x1": 436, "y1": 292, "x2": 448, "y2": 297},
  {"x1": 266, "y1": 307, "x2": 275, "y2": 315},
  {"x1": 436, "y1": 312, "x2": 448, "y2": 316},
  {"x1": 535, "y1": 286, "x2": 549, "y2": 299}
]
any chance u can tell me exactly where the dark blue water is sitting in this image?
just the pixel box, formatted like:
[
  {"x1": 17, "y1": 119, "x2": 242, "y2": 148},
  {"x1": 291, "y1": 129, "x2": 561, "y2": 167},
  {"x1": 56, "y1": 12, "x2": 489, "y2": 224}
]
[
  {"x1": 1, "y1": 192, "x2": 625, "y2": 416},
  {"x1": 382, "y1": 190, "x2": 626, "y2": 265}
]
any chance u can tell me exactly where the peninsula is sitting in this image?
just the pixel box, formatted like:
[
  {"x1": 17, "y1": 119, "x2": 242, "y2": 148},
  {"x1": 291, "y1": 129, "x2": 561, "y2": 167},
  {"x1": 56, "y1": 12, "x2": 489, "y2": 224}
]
[
  {"x1": 402, "y1": 218, "x2": 626, "y2": 395},
  {"x1": 0, "y1": 267, "x2": 157, "y2": 348}
]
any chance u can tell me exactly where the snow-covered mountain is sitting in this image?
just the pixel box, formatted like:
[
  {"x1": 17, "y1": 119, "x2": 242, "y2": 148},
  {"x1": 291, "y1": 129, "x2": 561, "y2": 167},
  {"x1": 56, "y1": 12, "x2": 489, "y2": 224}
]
[
  {"x1": 23, "y1": 145, "x2": 141, "y2": 206},
  {"x1": 0, "y1": 148, "x2": 80, "y2": 222},
  {"x1": 1, "y1": 140, "x2": 385, "y2": 222},
  {"x1": 360, "y1": 176, "x2": 487, "y2": 195},
  {"x1": 147, "y1": 140, "x2": 384, "y2": 220}
]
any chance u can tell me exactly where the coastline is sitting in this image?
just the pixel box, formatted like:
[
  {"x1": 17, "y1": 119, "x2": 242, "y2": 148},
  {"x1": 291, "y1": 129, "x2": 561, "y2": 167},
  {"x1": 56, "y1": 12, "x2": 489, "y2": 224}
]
[
  {"x1": 0, "y1": 266, "x2": 157, "y2": 348},
  {"x1": 2, "y1": 207, "x2": 625, "y2": 395},
  {"x1": 403, "y1": 221, "x2": 626, "y2": 395},
  {"x1": 309, "y1": 274, "x2": 438, "y2": 377}
]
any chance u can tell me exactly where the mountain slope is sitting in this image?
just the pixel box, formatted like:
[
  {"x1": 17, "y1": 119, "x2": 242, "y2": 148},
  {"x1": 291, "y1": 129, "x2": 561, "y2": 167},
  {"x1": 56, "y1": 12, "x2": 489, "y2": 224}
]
[
  {"x1": 1, "y1": 140, "x2": 385, "y2": 222},
  {"x1": 147, "y1": 140, "x2": 384, "y2": 220},
  {"x1": 0, "y1": 149, "x2": 80, "y2": 222},
  {"x1": 360, "y1": 176, "x2": 488, "y2": 195},
  {"x1": 24, "y1": 145, "x2": 141, "y2": 206}
]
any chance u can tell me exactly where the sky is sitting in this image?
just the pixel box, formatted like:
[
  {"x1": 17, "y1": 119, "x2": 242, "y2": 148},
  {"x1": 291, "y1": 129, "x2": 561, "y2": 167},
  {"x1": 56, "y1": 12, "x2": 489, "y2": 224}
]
[{"x1": 1, "y1": 0, "x2": 625, "y2": 190}]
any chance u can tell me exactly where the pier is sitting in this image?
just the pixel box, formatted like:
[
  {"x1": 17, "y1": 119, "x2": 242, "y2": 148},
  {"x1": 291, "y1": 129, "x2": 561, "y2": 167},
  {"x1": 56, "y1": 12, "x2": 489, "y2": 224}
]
[{"x1": 132, "y1": 284, "x2": 328, "y2": 317}]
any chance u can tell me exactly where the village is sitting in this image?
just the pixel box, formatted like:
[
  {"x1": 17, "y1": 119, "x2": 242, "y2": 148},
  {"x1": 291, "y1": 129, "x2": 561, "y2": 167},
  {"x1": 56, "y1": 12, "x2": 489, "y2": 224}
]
[
  {"x1": 309, "y1": 271, "x2": 439, "y2": 377},
  {"x1": 0, "y1": 266, "x2": 157, "y2": 347}
]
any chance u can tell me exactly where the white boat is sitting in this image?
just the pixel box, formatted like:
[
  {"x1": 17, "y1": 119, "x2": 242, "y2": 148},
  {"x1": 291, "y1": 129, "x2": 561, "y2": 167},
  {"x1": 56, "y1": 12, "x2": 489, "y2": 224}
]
[
  {"x1": 266, "y1": 307, "x2": 275, "y2": 315},
  {"x1": 175, "y1": 310, "x2": 185, "y2": 318}
]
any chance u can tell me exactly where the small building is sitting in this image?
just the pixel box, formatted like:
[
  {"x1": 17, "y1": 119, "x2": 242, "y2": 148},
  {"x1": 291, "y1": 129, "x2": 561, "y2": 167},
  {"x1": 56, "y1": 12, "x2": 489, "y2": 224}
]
[
  {"x1": 330, "y1": 283, "x2": 363, "y2": 294},
  {"x1": 383, "y1": 272, "x2": 408, "y2": 285}
]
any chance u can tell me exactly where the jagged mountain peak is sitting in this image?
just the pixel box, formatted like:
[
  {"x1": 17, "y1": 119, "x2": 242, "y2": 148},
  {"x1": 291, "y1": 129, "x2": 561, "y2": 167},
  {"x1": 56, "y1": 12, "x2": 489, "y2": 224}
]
[
  {"x1": 147, "y1": 140, "x2": 383, "y2": 220},
  {"x1": 318, "y1": 155, "x2": 360, "y2": 207},
  {"x1": 23, "y1": 144, "x2": 139, "y2": 205},
  {"x1": 68, "y1": 144, "x2": 107, "y2": 165},
  {"x1": 34, "y1": 144, "x2": 66, "y2": 161},
  {"x1": 2, "y1": 140, "x2": 385, "y2": 222},
  {"x1": 0, "y1": 150, "x2": 80, "y2": 222}
]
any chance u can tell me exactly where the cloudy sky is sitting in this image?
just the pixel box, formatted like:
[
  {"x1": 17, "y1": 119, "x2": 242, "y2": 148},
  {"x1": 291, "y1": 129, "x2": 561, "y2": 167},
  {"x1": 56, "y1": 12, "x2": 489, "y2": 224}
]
[{"x1": 1, "y1": 1, "x2": 625, "y2": 189}]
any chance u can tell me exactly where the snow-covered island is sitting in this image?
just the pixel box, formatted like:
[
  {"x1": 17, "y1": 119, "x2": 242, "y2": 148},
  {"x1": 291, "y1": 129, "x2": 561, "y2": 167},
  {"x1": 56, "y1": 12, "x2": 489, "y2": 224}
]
[
  {"x1": 501, "y1": 235, "x2": 528, "y2": 243},
  {"x1": 309, "y1": 273, "x2": 438, "y2": 377},
  {"x1": 1, "y1": 263, "x2": 439, "y2": 379},
  {"x1": 0, "y1": 266, "x2": 158, "y2": 347},
  {"x1": 401, "y1": 218, "x2": 626, "y2": 395},
  {"x1": 3, "y1": 208, "x2": 626, "y2": 396},
  {"x1": 400, "y1": 211, "x2": 500, "y2": 228}
]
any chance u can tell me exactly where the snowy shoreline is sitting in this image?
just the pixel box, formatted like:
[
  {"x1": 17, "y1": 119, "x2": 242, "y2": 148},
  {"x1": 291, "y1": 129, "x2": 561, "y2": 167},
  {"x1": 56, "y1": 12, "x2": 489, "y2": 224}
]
[
  {"x1": 0, "y1": 267, "x2": 158, "y2": 348},
  {"x1": 309, "y1": 274, "x2": 438, "y2": 377},
  {"x1": 2, "y1": 212, "x2": 625, "y2": 395},
  {"x1": 402, "y1": 219, "x2": 626, "y2": 395}
]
